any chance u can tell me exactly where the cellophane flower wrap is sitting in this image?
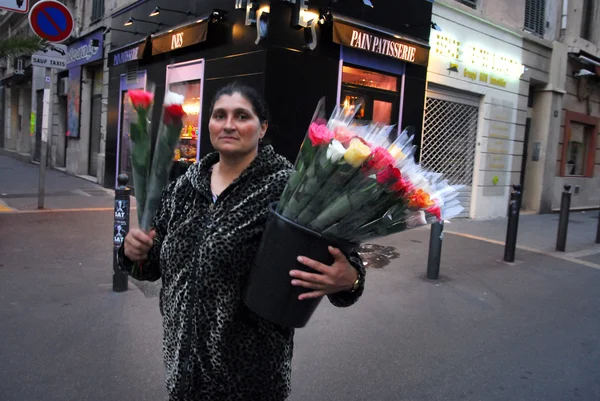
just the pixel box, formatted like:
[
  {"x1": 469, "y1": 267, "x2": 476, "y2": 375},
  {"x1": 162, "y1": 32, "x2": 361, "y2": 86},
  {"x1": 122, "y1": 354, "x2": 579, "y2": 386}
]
[
  {"x1": 127, "y1": 88, "x2": 155, "y2": 228},
  {"x1": 140, "y1": 91, "x2": 187, "y2": 231},
  {"x1": 276, "y1": 99, "x2": 464, "y2": 244}
]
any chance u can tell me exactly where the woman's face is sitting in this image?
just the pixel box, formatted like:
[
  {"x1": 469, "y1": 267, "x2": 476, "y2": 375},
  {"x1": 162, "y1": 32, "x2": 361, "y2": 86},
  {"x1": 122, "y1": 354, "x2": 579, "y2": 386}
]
[{"x1": 208, "y1": 92, "x2": 267, "y2": 157}]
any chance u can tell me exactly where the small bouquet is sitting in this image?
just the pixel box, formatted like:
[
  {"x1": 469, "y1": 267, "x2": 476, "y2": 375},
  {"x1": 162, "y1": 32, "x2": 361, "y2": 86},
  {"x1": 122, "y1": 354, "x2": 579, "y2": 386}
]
[
  {"x1": 127, "y1": 87, "x2": 187, "y2": 273},
  {"x1": 244, "y1": 99, "x2": 463, "y2": 328}
]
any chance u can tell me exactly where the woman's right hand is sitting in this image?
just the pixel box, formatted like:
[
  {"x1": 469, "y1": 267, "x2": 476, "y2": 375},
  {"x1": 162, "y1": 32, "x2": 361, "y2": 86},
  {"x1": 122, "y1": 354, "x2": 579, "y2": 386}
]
[{"x1": 124, "y1": 228, "x2": 156, "y2": 262}]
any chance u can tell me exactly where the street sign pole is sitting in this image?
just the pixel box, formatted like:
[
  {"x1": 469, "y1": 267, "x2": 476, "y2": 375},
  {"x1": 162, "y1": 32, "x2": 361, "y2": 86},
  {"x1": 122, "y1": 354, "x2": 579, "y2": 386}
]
[{"x1": 38, "y1": 67, "x2": 51, "y2": 209}]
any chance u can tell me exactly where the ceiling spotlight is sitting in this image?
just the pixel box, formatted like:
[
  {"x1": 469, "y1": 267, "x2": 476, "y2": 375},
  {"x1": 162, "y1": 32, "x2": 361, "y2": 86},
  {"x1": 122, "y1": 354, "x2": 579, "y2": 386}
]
[{"x1": 124, "y1": 18, "x2": 133, "y2": 27}]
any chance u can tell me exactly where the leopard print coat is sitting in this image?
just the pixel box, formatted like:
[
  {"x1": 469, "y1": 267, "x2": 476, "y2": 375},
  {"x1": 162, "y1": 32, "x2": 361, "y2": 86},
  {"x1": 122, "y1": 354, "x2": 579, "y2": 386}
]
[{"x1": 119, "y1": 145, "x2": 365, "y2": 401}]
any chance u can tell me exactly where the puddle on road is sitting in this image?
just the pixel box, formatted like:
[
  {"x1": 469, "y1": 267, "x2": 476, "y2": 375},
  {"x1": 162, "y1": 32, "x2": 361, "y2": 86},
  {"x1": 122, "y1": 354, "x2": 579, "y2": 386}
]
[{"x1": 357, "y1": 244, "x2": 400, "y2": 269}]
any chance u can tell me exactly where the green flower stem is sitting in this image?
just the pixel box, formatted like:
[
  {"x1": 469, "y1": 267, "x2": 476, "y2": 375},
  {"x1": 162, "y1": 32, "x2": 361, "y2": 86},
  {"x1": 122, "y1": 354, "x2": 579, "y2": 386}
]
[
  {"x1": 141, "y1": 118, "x2": 184, "y2": 231},
  {"x1": 130, "y1": 108, "x2": 151, "y2": 227}
]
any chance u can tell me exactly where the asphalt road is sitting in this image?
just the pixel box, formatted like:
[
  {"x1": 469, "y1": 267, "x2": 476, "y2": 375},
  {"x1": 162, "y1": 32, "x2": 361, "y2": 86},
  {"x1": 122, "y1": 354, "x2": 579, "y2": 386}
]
[{"x1": 1, "y1": 210, "x2": 599, "y2": 401}]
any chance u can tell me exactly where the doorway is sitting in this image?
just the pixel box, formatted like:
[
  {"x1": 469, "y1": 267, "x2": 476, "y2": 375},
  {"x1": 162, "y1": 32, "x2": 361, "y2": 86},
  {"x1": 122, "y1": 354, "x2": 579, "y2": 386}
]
[
  {"x1": 116, "y1": 70, "x2": 147, "y2": 187},
  {"x1": 34, "y1": 90, "x2": 43, "y2": 162},
  {"x1": 88, "y1": 68, "x2": 103, "y2": 177}
]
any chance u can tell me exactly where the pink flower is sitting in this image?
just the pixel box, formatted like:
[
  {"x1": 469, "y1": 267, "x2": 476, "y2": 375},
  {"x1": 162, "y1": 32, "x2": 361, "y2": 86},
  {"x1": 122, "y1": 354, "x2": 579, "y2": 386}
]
[
  {"x1": 333, "y1": 127, "x2": 356, "y2": 145},
  {"x1": 308, "y1": 123, "x2": 333, "y2": 147},
  {"x1": 369, "y1": 147, "x2": 396, "y2": 171}
]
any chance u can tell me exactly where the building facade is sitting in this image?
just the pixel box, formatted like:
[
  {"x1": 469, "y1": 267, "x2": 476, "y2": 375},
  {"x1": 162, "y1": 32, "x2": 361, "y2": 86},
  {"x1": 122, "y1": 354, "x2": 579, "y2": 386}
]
[
  {"x1": 523, "y1": 0, "x2": 600, "y2": 212},
  {"x1": 422, "y1": 0, "x2": 559, "y2": 219}
]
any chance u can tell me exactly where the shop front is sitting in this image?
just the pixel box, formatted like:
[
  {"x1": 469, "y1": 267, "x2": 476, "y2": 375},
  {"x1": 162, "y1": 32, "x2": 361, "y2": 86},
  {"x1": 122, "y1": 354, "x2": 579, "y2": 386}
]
[
  {"x1": 104, "y1": 0, "x2": 432, "y2": 189},
  {"x1": 62, "y1": 29, "x2": 105, "y2": 181},
  {"x1": 423, "y1": 2, "x2": 549, "y2": 219}
]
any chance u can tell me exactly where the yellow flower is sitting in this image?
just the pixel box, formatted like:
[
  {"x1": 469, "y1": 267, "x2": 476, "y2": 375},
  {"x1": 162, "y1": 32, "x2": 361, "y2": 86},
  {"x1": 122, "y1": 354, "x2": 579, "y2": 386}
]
[
  {"x1": 388, "y1": 144, "x2": 406, "y2": 160},
  {"x1": 344, "y1": 138, "x2": 372, "y2": 167}
]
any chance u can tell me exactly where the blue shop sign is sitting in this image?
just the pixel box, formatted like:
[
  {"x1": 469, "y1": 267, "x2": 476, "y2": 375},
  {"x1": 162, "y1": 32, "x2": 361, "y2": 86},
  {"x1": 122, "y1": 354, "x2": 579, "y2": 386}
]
[{"x1": 66, "y1": 30, "x2": 104, "y2": 69}]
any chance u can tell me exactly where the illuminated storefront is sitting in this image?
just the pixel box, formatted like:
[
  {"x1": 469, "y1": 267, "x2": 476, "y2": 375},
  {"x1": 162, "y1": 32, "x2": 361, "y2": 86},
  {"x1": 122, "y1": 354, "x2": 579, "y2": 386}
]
[
  {"x1": 421, "y1": 1, "x2": 548, "y2": 219},
  {"x1": 104, "y1": 0, "x2": 434, "y2": 189}
]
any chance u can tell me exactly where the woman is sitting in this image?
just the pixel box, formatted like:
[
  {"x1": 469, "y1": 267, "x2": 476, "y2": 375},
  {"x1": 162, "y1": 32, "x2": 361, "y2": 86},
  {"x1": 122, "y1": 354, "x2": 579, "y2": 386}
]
[{"x1": 119, "y1": 82, "x2": 366, "y2": 401}]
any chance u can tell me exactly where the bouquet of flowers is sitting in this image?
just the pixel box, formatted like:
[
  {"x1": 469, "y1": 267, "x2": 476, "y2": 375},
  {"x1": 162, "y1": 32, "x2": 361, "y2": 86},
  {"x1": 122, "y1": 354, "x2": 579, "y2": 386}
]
[
  {"x1": 277, "y1": 100, "x2": 463, "y2": 243},
  {"x1": 244, "y1": 99, "x2": 463, "y2": 328},
  {"x1": 127, "y1": 88, "x2": 187, "y2": 231},
  {"x1": 127, "y1": 87, "x2": 187, "y2": 273}
]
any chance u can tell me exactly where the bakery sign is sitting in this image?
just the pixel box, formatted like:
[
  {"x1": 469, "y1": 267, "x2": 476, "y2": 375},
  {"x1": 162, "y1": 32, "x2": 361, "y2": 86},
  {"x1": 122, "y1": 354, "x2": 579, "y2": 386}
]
[{"x1": 333, "y1": 21, "x2": 429, "y2": 66}]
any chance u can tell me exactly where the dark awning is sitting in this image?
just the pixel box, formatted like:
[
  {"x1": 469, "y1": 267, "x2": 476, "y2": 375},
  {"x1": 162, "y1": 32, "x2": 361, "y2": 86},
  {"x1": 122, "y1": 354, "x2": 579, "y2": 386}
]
[
  {"x1": 107, "y1": 38, "x2": 149, "y2": 68},
  {"x1": 331, "y1": 13, "x2": 430, "y2": 67},
  {"x1": 150, "y1": 16, "x2": 209, "y2": 56}
]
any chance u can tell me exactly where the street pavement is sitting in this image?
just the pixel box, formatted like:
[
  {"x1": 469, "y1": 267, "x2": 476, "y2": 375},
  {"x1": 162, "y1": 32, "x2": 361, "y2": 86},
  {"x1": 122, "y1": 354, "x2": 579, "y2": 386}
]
[{"x1": 1, "y1": 155, "x2": 599, "y2": 401}]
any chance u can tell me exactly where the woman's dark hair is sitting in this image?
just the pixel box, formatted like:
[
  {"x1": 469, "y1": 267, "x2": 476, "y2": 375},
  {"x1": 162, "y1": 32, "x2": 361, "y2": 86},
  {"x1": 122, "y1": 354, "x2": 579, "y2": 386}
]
[{"x1": 208, "y1": 82, "x2": 269, "y2": 124}]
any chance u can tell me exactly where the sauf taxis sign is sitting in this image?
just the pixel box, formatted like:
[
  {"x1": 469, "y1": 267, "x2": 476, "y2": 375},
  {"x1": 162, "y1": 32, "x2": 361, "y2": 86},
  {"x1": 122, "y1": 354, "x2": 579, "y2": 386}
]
[{"x1": 431, "y1": 32, "x2": 525, "y2": 87}]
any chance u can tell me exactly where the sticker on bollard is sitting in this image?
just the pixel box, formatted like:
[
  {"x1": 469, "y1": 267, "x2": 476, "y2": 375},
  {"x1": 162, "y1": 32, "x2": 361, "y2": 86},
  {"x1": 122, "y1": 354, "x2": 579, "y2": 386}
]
[{"x1": 113, "y1": 174, "x2": 130, "y2": 292}]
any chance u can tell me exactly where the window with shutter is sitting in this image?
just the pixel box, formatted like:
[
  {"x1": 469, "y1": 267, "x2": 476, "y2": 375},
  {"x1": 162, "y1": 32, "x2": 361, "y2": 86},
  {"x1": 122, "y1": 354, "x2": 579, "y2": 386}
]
[
  {"x1": 455, "y1": 0, "x2": 477, "y2": 8},
  {"x1": 524, "y1": 0, "x2": 545, "y2": 36},
  {"x1": 91, "y1": 0, "x2": 104, "y2": 22}
]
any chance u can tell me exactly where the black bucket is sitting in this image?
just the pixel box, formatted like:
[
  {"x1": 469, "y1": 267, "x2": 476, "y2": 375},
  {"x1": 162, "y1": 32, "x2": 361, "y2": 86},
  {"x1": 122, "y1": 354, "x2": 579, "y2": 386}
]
[{"x1": 243, "y1": 203, "x2": 357, "y2": 328}]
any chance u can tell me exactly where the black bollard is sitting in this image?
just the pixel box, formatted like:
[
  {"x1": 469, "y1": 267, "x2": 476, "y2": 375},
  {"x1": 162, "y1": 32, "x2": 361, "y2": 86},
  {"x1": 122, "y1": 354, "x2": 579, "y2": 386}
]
[
  {"x1": 503, "y1": 184, "x2": 522, "y2": 263},
  {"x1": 596, "y1": 204, "x2": 600, "y2": 244},
  {"x1": 556, "y1": 184, "x2": 571, "y2": 252},
  {"x1": 427, "y1": 221, "x2": 444, "y2": 280},
  {"x1": 113, "y1": 174, "x2": 130, "y2": 292}
]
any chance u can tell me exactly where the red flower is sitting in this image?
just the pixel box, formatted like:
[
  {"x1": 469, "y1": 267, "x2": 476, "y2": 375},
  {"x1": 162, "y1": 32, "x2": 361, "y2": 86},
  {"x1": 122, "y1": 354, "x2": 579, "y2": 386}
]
[
  {"x1": 128, "y1": 89, "x2": 154, "y2": 110},
  {"x1": 427, "y1": 206, "x2": 442, "y2": 221},
  {"x1": 333, "y1": 127, "x2": 356, "y2": 145},
  {"x1": 376, "y1": 164, "x2": 401, "y2": 185},
  {"x1": 390, "y1": 176, "x2": 412, "y2": 194},
  {"x1": 308, "y1": 122, "x2": 334, "y2": 147},
  {"x1": 163, "y1": 104, "x2": 186, "y2": 125}
]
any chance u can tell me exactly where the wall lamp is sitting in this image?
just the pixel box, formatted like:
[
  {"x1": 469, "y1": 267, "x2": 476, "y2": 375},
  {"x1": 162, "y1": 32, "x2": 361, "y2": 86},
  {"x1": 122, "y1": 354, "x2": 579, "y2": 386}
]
[
  {"x1": 124, "y1": 17, "x2": 165, "y2": 28},
  {"x1": 104, "y1": 27, "x2": 145, "y2": 36},
  {"x1": 149, "y1": 7, "x2": 199, "y2": 18},
  {"x1": 403, "y1": 21, "x2": 442, "y2": 31},
  {"x1": 574, "y1": 69, "x2": 595, "y2": 78}
]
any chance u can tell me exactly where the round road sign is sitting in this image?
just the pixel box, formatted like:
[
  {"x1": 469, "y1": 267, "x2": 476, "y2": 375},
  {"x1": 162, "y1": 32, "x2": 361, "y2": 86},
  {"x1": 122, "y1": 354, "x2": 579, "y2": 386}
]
[{"x1": 28, "y1": 0, "x2": 74, "y2": 43}]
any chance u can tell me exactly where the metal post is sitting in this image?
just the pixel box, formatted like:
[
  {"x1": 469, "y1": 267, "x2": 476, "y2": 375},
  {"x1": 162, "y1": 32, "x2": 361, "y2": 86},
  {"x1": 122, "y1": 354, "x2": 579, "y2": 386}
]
[
  {"x1": 37, "y1": 67, "x2": 51, "y2": 209},
  {"x1": 427, "y1": 221, "x2": 444, "y2": 280},
  {"x1": 113, "y1": 174, "x2": 130, "y2": 292},
  {"x1": 556, "y1": 184, "x2": 571, "y2": 252},
  {"x1": 504, "y1": 184, "x2": 522, "y2": 263},
  {"x1": 596, "y1": 203, "x2": 600, "y2": 244}
]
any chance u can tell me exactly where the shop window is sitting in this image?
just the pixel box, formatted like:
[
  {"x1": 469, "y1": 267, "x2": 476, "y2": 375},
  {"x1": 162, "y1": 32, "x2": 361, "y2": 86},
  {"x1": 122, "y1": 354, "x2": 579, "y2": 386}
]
[
  {"x1": 525, "y1": 0, "x2": 545, "y2": 36},
  {"x1": 455, "y1": 0, "x2": 476, "y2": 8},
  {"x1": 342, "y1": 66, "x2": 397, "y2": 92},
  {"x1": 560, "y1": 111, "x2": 599, "y2": 178},
  {"x1": 91, "y1": 0, "x2": 104, "y2": 22},
  {"x1": 581, "y1": 0, "x2": 595, "y2": 41}
]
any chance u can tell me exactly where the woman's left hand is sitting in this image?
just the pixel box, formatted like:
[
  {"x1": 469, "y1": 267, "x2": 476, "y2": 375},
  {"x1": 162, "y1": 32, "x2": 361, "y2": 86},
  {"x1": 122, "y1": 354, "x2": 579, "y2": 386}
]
[{"x1": 290, "y1": 246, "x2": 358, "y2": 300}]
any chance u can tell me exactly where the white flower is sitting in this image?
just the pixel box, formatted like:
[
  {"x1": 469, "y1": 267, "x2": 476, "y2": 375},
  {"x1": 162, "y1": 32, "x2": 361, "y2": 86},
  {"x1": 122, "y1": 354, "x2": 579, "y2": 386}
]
[
  {"x1": 164, "y1": 91, "x2": 185, "y2": 106},
  {"x1": 326, "y1": 140, "x2": 347, "y2": 163}
]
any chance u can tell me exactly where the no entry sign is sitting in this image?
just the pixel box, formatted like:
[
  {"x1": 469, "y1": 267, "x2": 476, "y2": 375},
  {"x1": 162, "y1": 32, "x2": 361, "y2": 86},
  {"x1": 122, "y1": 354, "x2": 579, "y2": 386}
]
[{"x1": 28, "y1": 0, "x2": 74, "y2": 43}]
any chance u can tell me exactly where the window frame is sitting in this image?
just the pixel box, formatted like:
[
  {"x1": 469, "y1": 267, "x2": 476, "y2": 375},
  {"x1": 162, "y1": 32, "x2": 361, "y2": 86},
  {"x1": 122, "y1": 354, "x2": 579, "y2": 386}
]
[
  {"x1": 90, "y1": 0, "x2": 104, "y2": 23},
  {"x1": 524, "y1": 0, "x2": 546, "y2": 36},
  {"x1": 560, "y1": 110, "x2": 600, "y2": 178}
]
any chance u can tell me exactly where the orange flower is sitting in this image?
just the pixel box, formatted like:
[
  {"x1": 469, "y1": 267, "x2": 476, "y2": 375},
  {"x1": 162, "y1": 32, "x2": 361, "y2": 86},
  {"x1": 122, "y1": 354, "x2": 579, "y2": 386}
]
[{"x1": 407, "y1": 189, "x2": 435, "y2": 209}]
